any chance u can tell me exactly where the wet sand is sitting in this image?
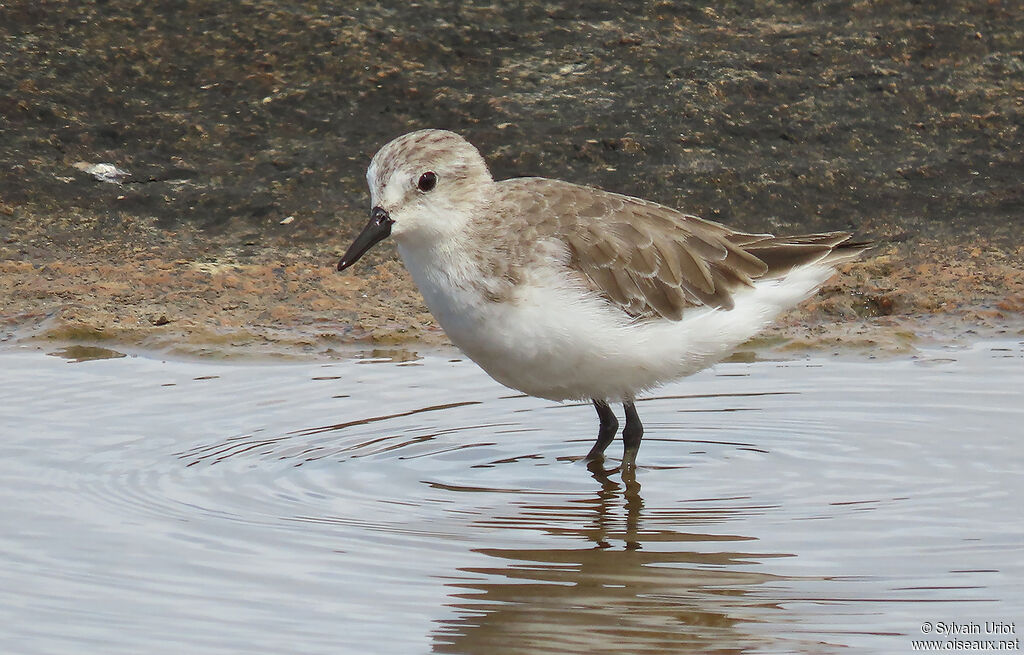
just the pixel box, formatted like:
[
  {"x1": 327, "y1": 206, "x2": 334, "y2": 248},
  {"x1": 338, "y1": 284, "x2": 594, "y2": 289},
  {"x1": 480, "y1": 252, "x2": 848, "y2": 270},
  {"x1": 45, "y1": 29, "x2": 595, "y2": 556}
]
[
  {"x1": 2, "y1": 231, "x2": 1022, "y2": 358},
  {"x1": 3, "y1": 1, "x2": 1022, "y2": 356}
]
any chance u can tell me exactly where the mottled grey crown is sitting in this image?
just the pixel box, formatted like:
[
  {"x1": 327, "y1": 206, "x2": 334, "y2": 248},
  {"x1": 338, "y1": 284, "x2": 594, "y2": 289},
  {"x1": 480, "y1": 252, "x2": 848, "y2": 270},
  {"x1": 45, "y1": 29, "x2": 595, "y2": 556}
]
[{"x1": 368, "y1": 129, "x2": 492, "y2": 196}]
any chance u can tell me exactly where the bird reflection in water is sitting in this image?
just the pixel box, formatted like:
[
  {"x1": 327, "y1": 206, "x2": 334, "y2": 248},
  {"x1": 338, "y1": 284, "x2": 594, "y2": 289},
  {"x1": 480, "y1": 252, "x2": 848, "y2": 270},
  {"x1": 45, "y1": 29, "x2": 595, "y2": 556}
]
[
  {"x1": 585, "y1": 460, "x2": 644, "y2": 551},
  {"x1": 431, "y1": 465, "x2": 816, "y2": 655}
]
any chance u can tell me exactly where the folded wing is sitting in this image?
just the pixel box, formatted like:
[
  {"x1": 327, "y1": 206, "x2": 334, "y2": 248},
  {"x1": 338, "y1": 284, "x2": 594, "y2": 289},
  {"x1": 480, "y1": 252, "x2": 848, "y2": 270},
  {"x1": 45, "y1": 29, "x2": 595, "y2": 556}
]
[{"x1": 501, "y1": 179, "x2": 868, "y2": 320}]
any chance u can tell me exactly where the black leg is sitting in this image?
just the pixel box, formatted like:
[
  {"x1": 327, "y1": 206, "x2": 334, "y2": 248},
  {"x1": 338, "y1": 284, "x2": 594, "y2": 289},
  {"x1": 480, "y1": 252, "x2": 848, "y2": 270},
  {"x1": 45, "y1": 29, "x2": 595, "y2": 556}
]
[
  {"x1": 622, "y1": 401, "x2": 643, "y2": 470},
  {"x1": 585, "y1": 399, "x2": 618, "y2": 461}
]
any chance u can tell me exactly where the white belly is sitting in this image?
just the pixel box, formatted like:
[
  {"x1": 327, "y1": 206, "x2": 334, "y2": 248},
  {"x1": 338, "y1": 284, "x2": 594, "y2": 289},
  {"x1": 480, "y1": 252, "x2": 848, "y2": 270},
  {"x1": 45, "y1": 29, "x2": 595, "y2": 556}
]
[{"x1": 398, "y1": 242, "x2": 835, "y2": 402}]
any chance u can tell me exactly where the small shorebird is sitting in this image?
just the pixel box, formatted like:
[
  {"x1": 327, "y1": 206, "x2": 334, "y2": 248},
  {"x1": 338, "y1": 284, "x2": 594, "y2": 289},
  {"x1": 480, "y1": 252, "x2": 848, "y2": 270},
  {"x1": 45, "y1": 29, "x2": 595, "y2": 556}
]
[{"x1": 337, "y1": 129, "x2": 868, "y2": 471}]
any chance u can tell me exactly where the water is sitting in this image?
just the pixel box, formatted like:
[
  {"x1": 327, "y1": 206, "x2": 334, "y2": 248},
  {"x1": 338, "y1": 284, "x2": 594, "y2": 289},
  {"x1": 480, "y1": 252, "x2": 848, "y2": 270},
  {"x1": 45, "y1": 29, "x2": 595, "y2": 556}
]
[{"x1": 1, "y1": 340, "x2": 1021, "y2": 654}]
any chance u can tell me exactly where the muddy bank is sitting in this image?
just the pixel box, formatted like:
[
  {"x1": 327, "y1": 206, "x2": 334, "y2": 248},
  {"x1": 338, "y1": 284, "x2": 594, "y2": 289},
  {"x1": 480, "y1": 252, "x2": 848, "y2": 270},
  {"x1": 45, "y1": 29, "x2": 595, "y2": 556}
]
[
  {"x1": 1, "y1": 1, "x2": 1021, "y2": 356},
  {"x1": 2, "y1": 1, "x2": 1021, "y2": 242},
  {"x1": 2, "y1": 232, "x2": 1021, "y2": 359}
]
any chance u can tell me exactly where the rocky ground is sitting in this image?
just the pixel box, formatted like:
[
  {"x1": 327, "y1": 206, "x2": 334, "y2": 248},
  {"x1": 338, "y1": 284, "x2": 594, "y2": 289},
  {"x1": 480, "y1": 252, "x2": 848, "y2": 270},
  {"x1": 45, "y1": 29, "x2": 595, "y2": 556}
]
[{"x1": 1, "y1": 1, "x2": 1021, "y2": 358}]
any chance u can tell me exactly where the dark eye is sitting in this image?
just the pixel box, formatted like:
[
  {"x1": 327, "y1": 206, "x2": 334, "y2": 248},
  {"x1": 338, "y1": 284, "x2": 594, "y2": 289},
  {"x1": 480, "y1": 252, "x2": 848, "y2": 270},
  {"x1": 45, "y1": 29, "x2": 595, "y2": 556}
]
[{"x1": 417, "y1": 171, "x2": 437, "y2": 192}]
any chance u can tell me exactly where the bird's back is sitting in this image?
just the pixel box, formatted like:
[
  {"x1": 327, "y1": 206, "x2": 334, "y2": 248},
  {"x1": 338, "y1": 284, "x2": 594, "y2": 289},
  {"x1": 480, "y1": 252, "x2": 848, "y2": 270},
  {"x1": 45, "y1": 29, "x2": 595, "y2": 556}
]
[{"x1": 489, "y1": 177, "x2": 870, "y2": 322}]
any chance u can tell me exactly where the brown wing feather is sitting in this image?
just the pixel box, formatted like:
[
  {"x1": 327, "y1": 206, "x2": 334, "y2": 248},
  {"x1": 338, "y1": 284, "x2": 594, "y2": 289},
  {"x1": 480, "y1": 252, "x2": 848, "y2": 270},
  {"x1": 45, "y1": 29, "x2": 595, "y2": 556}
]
[{"x1": 494, "y1": 178, "x2": 867, "y2": 320}]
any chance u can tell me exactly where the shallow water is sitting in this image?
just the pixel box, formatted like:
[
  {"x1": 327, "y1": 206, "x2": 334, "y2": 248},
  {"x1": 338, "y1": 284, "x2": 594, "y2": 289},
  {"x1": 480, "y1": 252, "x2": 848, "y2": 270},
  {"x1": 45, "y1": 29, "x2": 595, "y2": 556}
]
[{"x1": 1, "y1": 340, "x2": 1022, "y2": 654}]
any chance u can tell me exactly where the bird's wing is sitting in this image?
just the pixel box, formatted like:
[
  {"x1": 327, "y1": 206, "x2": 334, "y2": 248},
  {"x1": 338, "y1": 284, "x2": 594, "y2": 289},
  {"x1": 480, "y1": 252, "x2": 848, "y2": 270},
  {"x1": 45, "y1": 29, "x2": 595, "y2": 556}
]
[{"x1": 497, "y1": 178, "x2": 858, "y2": 320}]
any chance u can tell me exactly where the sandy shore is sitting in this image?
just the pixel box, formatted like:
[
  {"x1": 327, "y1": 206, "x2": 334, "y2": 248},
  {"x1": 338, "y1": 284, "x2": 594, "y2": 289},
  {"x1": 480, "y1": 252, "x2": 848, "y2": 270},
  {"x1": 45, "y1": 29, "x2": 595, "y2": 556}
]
[{"x1": 2, "y1": 229, "x2": 1021, "y2": 359}]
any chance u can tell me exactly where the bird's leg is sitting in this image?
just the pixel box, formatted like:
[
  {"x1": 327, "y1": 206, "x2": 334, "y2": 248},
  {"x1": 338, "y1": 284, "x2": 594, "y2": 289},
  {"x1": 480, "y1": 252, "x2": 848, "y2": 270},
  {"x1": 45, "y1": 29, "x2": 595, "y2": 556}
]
[
  {"x1": 585, "y1": 399, "x2": 618, "y2": 461},
  {"x1": 621, "y1": 401, "x2": 644, "y2": 470}
]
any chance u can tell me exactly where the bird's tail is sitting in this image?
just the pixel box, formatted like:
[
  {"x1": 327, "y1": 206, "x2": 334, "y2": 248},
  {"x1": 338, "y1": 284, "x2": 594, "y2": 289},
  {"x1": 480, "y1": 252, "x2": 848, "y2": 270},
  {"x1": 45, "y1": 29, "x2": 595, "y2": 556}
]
[{"x1": 728, "y1": 231, "x2": 873, "y2": 279}]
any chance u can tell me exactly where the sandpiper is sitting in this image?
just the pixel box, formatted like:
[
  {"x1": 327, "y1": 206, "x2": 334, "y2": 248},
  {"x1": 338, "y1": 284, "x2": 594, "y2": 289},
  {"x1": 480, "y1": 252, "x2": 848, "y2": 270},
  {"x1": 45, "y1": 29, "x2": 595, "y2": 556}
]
[{"x1": 337, "y1": 129, "x2": 869, "y2": 470}]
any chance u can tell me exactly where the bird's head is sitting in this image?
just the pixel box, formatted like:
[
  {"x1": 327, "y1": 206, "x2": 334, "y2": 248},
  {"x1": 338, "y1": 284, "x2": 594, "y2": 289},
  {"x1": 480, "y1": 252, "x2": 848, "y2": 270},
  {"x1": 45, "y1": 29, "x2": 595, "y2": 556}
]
[{"x1": 337, "y1": 129, "x2": 493, "y2": 272}]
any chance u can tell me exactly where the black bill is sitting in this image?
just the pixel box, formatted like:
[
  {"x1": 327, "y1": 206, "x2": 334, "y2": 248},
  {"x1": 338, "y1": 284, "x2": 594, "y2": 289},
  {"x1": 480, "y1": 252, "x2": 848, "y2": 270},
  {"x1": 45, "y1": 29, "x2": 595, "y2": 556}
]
[{"x1": 337, "y1": 206, "x2": 393, "y2": 271}]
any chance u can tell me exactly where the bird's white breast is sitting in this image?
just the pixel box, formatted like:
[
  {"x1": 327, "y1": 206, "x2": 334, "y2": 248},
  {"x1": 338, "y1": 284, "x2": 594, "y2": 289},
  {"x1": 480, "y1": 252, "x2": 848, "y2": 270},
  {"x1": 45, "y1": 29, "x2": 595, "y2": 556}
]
[{"x1": 396, "y1": 237, "x2": 837, "y2": 403}]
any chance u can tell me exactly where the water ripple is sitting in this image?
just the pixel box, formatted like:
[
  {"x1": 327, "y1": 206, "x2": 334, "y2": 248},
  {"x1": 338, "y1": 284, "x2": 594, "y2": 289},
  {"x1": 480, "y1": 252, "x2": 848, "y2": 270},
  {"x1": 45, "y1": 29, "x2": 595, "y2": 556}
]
[{"x1": 0, "y1": 340, "x2": 1021, "y2": 653}]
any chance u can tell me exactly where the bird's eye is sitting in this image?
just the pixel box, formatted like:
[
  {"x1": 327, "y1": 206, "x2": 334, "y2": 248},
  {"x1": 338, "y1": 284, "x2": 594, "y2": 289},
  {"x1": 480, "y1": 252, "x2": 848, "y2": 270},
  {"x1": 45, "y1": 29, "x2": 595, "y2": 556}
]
[{"x1": 417, "y1": 171, "x2": 437, "y2": 192}]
